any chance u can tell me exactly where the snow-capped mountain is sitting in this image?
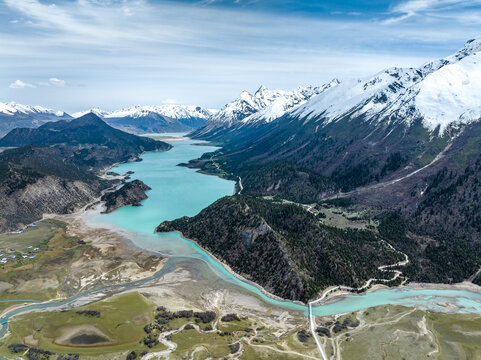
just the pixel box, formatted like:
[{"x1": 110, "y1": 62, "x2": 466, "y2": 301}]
[
  {"x1": 73, "y1": 105, "x2": 216, "y2": 134},
  {"x1": 0, "y1": 102, "x2": 67, "y2": 117},
  {"x1": 189, "y1": 83, "x2": 338, "y2": 138},
  {"x1": 208, "y1": 85, "x2": 288, "y2": 125},
  {"x1": 0, "y1": 102, "x2": 71, "y2": 136},
  {"x1": 71, "y1": 108, "x2": 108, "y2": 119},
  {"x1": 73, "y1": 105, "x2": 214, "y2": 121},
  {"x1": 242, "y1": 80, "x2": 340, "y2": 124},
  {"x1": 189, "y1": 38, "x2": 481, "y2": 202},
  {"x1": 293, "y1": 38, "x2": 481, "y2": 133}
]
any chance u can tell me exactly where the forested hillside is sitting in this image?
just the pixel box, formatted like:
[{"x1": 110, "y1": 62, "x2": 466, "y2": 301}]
[{"x1": 156, "y1": 196, "x2": 403, "y2": 302}]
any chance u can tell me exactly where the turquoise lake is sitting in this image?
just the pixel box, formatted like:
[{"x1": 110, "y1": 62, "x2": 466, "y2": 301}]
[{"x1": 85, "y1": 135, "x2": 481, "y2": 317}]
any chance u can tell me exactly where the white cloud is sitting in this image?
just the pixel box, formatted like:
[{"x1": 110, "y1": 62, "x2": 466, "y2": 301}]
[
  {"x1": 39, "y1": 78, "x2": 67, "y2": 87},
  {"x1": 385, "y1": 0, "x2": 481, "y2": 23},
  {"x1": 9, "y1": 79, "x2": 35, "y2": 88}
]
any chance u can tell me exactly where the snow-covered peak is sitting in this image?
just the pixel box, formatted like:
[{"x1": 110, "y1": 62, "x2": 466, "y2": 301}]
[
  {"x1": 73, "y1": 105, "x2": 215, "y2": 120},
  {"x1": 71, "y1": 108, "x2": 108, "y2": 118},
  {"x1": 243, "y1": 81, "x2": 340, "y2": 124},
  {"x1": 294, "y1": 68, "x2": 421, "y2": 121},
  {"x1": 293, "y1": 38, "x2": 481, "y2": 133},
  {"x1": 0, "y1": 102, "x2": 66, "y2": 117},
  {"x1": 446, "y1": 38, "x2": 481, "y2": 63},
  {"x1": 210, "y1": 86, "x2": 290, "y2": 124}
]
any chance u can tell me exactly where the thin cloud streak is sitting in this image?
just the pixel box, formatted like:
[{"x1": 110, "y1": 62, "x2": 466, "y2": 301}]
[{"x1": 385, "y1": 0, "x2": 481, "y2": 23}]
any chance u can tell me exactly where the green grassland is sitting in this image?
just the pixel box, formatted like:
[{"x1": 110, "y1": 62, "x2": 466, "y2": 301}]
[
  {"x1": 171, "y1": 330, "x2": 232, "y2": 358},
  {"x1": 9, "y1": 291, "x2": 481, "y2": 360},
  {"x1": 0, "y1": 290, "x2": 320, "y2": 359},
  {"x1": 0, "y1": 292, "x2": 163, "y2": 359}
]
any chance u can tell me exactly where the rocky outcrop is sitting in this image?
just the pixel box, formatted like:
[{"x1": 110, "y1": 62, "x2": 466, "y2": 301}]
[{"x1": 101, "y1": 180, "x2": 151, "y2": 213}]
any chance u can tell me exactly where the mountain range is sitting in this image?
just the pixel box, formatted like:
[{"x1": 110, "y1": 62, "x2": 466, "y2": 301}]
[
  {"x1": 0, "y1": 102, "x2": 72, "y2": 136},
  {"x1": 188, "y1": 38, "x2": 481, "y2": 194},
  {"x1": 189, "y1": 82, "x2": 339, "y2": 139},
  {"x1": 171, "y1": 38, "x2": 481, "y2": 298},
  {"x1": 1, "y1": 83, "x2": 333, "y2": 137},
  {"x1": 0, "y1": 103, "x2": 217, "y2": 136},
  {"x1": 72, "y1": 105, "x2": 216, "y2": 134},
  {"x1": 3, "y1": 38, "x2": 481, "y2": 300}
]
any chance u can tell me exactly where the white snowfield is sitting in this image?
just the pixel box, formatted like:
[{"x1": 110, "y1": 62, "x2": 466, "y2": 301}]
[
  {"x1": 0, "y1": 102, "x2": 66, "y2": 117},
  {"x1": 293, "y1": 38, "x2": 481, "y2": 133},
  {"x1": 72, "y1": 104, "x2": 215, "y2": 120}
]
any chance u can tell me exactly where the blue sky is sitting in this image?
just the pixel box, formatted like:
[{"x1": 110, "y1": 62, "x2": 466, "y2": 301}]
[{"x1": 1, "y1": 0, "x2": 481, "y2": 112}]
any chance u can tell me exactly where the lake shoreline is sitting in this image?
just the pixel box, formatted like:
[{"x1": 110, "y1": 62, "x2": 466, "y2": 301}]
[{"x1": 159, "y1": 230, "x2": 308, "y2": 308}]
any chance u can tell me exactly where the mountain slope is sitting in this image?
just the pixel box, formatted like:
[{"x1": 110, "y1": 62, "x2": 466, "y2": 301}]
[
  {"x1": 0, "y1": 114, "x2": 171, "y2": 232},
  {"x1": 73, "y1": 105, "x2": 214, "y2": 134},
  {"x1": 0, "y1": 102, "x2": 72, "y2": 136}
]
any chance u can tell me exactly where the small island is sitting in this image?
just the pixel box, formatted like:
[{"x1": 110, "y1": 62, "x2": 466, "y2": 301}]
[{"x1": 101, "y1": 180, "x2": 152, "y2": 213}]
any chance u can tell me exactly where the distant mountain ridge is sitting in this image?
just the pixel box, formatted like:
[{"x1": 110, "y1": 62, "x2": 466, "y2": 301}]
[
  {"x1": 0, "y1": 113, "x2": 170, "y2": 166},
  {"x1": 0, "y1": 102, "x2": 71, "y2": 136},
  {"x1": 0, "y1": 102, "x2": 216, "y2": 137},
  {"x1": 191, "y1": 38, "x2": 481, "y2": 143},
  {"x1": 243, "y1": 81, "x2": 340, "y2": 125},
  {"x1": 292, "y1": 38, "x2": 481, "y2": 134},
  {"x1": 73, "y1": 104, "x2": 216, "y2": 134}
]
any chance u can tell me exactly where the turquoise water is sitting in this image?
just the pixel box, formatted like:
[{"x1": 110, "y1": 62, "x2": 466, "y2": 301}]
[
  {"x1": 95, "y1": 137, "x2": 235, "y2": 231},
  {"x1": 312, "y1": 288, "x2": 481, "y2": 316},
  {"x1": 86, "y1": 135, "x2": 481, "y2": 317}
]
